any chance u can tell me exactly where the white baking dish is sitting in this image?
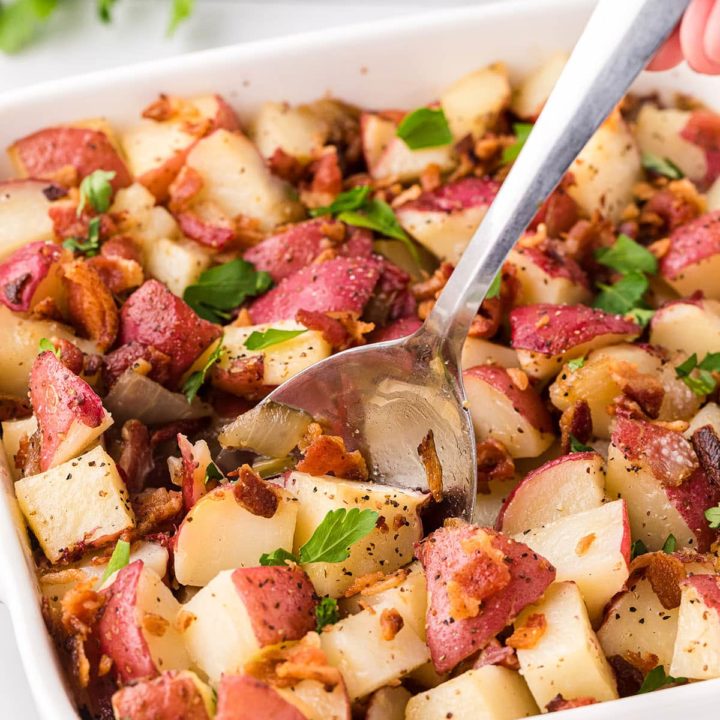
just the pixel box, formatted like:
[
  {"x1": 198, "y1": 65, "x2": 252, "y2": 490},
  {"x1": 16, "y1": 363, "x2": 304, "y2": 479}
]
[{"x1": 1, "y1": 1, "x2": 719, "y2": 716}]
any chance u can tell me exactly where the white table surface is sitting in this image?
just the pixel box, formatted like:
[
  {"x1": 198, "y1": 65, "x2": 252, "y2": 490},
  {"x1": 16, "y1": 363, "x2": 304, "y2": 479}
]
[{"x1": 0, "y1": 2, "x2": 485, "y2": 716}]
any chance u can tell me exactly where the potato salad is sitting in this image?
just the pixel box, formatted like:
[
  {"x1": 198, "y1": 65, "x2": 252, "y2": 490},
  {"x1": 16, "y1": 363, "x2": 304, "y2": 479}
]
[{"x1": 3, "y1": 53, "x2": 720, "y2": 720}]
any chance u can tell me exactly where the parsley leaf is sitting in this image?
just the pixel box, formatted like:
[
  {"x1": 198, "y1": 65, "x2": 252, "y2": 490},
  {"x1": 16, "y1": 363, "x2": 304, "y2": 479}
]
[
  {"x1": 259, "y1": 547, "x2": 298, "y2": 567},
  {"x1": 567, "y1": 356, "x2": 585, "y2": 372},
  {"x1": 77, "y1": 169, "x2": 115, "y2": 216},
  {"x1": 96, "y1": 0, "x2": 117, "y2": 23},
  {"x1": 299, "y1": 508, "x2": 379, "y2": 564},
  {"x1": 245, "y1": 328, "x2": 307, "y2": 351},
  {"x1": 184, "y1": 259, "x2": 272, "y2": 324},
  {"x1": 38, "y1": 337, "x2": 60, "y2": 358},
  {"x1": 675, "y1": 353, "x2": 718, "y2": 396},
  {"x1": 700, "y1": 353, "x2": 720, "y2": 372},
  {"x1": 485, "y1": 272, "x2": 502, "y2": 300},
  {"x1": 626, "y1": 307, "x2": 655, "y2": 327},
  {"x1": 204, "y1": 462, "x2": 223, "y2": 485},
  {"x1": 569, "y1": 435, "x2": 593, "y2": 453},
  {"x1": 642, "y1": 153, "x2": 684, "y2": 180},
  {"x1": 0, "y1": 0, "x2": 57, "y2": 54},
  {"x1": 310, "y1": 186, "x2": 372, "y2": 218},
  {"x1": 675, "y1": 354, "x2": 698, "y2": 378},
  {"x1": 168, "y1": 0, "x2": 195, "y2": 35},
  {"x1": 705, "y1": 505, "x2": 720, "y2": 529},
  {"x1": 595, "y1": 234, "x2": 658, "y2": 276},
  {"x1": 315, "y1": 596, "x2": 339, "y2": 631},
  {"x1": 100, "y1": 539, "x2": 130, "y2": 583},
  {"x1": 637, "y1": 666, "x2": 686, "y2": 694},
  {"x1": 661, "y1": 534, "x2": 677, "y2": 553},
  {"x1": 630, "y1": 538, "x2": 648, "y2": 560},
  {"x1": 396, "y1": 107, "x2": 453, "y2": 150},
  {"x1": 593, "y1": 271, "x2": 649, "y2": 315},
  {"x1": 182, "y1": 340, "x2": 224, "y2": 403},
  {"x1": 502, "y1": 122, "x2": 533, "y2": 164},
  {"x1": 63, "y1": 216, "x2": 101, "y2": 257}
]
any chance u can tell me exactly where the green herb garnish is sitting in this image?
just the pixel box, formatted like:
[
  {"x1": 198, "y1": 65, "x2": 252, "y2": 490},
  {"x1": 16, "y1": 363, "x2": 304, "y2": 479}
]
[
  {"x1": 310, "y1": 186, "x2": 372, "y2": 218},
  {"x1": 315, "y1": 596, "x2": 340, "y2": 631},
  {"x1": 502, "y1": 122, "x2": 533, "y2": 164},
  {"x1": 569, "y1": 435, "x2": 593, "y2": 453},
  {"x1": 100, "y1": 539, "x2": 130, "y2": 583},
  {"x1": 77, "y1": 169, "x2": 116, "y2": 216},
  {"x1": 642, "y1": 153, "x2": 684, "y2": 180},
  {"x1": 485, "y1": 272, "x2": 502, "y2": 300},
  {"x1": 63, "y1": 216, "x2": 102, "y2": 257},
  {"x1": 0, "y1": 0, "x2": 56, "y2": 54},
  {"x1": 661, "y1": 534, "x2": 677, "y2": 554},
  {"x1": 396, "y1": 107, "x2": 453, "y2": 150},
  {"x1": 594, "y1": 271, "x2": 649, "y2": 316},
  {"x1": 182, "y1": 340, "x2": 224, "y2": 403},
  {"x1": 595, "y1": 234, "x2": 658, "y2": 276},
  {"x1": 705, "y1": 505, "x2": 720, "y2": 529},
  {"x1": 630, "y1": 538, "x2": 648, "y2": 560},
  {"x1": 204, "y1": 462, "x2": 223, "y2": 485},
  {"x1": 38, "y1": 337, "x2": 60, "y2": 358},
  {"x1": 567, "y1": 356, "x2": 586, "y2": 372},
  {"x1": 168, "y1": 0, "x2": 195, "y2": 35},
  {"x1": 245, "y1": 328, "x2": 307, "y2": 351},
  {"x1": 675, "y1": 353, "x2": 720, "y2": 396},
  {"x1": 637, "y1": 666, "x2": 686, "y2": 694}
]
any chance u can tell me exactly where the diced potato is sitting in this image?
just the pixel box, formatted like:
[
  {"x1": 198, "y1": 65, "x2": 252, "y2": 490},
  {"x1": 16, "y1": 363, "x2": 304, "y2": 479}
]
[
  {"x1": 511, "y1": 52, "x2": 568, "y2": 120},
  {"x1": 514, "y1": 581, "x2": 618, "y2": 709},
  {"x1": 2, "y1": 415, "x2": 37, "y2": 480},
  {"x1": 252, "y1": 101, "x2": 328, "y2": 160},
  {"x1": 405, "y1": 666, "x2": 538, "y2": 720},
  {"x1": 285, "y1": 471, "x2": 428, "y2": 597},
  {"x1": 144, "y1": 236, "x2": 212, "y2": 297},
  {"x1": 365, "y1": 686, "x2": 411, "y2": 720},
  {"x1": 0, "y1": 180, "x2": 54, "y2": 259},
  {"x1": 15, "y1": 446, "x2": 135, "y2": 563},
  {"x1": 461, "y1": 337, "x2": 519, "y2": 370},
  {"x1": 111, "y1": 182, "x2": 181, "y2": 247}
]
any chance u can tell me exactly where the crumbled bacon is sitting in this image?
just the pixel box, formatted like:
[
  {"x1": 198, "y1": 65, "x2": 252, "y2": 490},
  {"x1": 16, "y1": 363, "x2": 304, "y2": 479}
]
[
  {"x1": 420, "y1": 163, "x2": 442, "y2": 193},
  {"x1": 141, "y1": 93, "x2": 175, "y2": 121},
  {"x1": 15, "y1": 429, "x2": 41, "y2": 477},
  {"x1": 611, "y1": 363, "x2": 665, "y2": 419},
  {"x1": 100, "y1": 234, "x2": 142, "y2": 263},
  {"x1": 168, "y1": 166, "x2": 204, "y2": 213},
  {"x1": 268, "y1": 148, "x2": 306, "y2": 184},
  {"x1": 379, "y1": 608, "x2": 405, "y2": 641},
  {"x1": 0, "y1": 394, "x2": 31, "y2": 421},
  {"x1": 473, "y1": 639, "x2": 520, "y2": 670},
  {"x1": 412, "y1": 262, "x2": 453, "y2": 301},
  {"x1": 476, "y1": 438, "x2": 515, "y2": 490},
  {"x1": 624, "y1": 650, "x2": 661, "y2": 675},
  {"x1": 642, "y1": 187, "x2": 702, "y2": 232},
  {"x1": 506, "y1": 613, "x2": 547, "y2": 650},
  {"x1": 296, "y1": 432, "x2": 369, "y2": 481},
  {"x1": 103, "y1": 342, "x2": 173, "y2": 389},
  {"x1": 343, "y1": 571, "x2": 387, "y2": 598},
  {"x1": 418, "y1": 429, "x2": 443, "y2": 502},
  {"x1": 631, "y1": 551, "x2": 685, "y2": 610},
  {"x1": 49, "y1": 201, "x2": 118, "y2": 242},
  {"x1": 300, "y1": 148, "x2": 343, "y2": 207},
  {"x1": 559, "y1": 400, "x2": 593, "y2": 454},
  {"x1": 50, "y1": 337, "x2": 84, "y2": 374},
  {"x1": 86, "y1": 255, "x2": 144, "y2": 295},
  {"x1": 117, "y1": 420, "x2": 154, "y2": 493},
  {"x1": 130, "y1": 488, "x2": 182, "y2": 537},
  {"x1": 691, "y1": 425, "x2": 720, "y2": 488},
  {"x1": 294, "y1": 309, "x2": 373, "y2": 350},
  {"x1": 211, "y1": 354, "x2": 267, "y2": 399},
  {"x1": 545, "y1": 695, "x2": 597, "y2": 712},
  {"x1": 229, "y1": 465, "x2": 279, "y2": 518},
  {"x1": 607, "y1": 655, "x2": 644, "y2": 697}
]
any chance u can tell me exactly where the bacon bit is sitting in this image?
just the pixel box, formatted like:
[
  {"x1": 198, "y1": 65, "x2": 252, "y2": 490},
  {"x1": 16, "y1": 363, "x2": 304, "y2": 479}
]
[
  {"x1": 103, "y1": 342, "x2": 173, "y2": 389},
  {"x1": 420, "y1": 164, "x2": 442, "y2": 193},
  {"x1": 0, "y1": 394, "x2": 32, "y2": 421},
  {"x1": 268, "y1": 148, "x2": 306, "y2": 184},
  {"x1": 296, "y1": 433, "x2": 369, "y2": 481},
  {"x1": 142, "y1": 94, "x2": 175, "y2": 121},
  {"x1": 168, "y1": 166, "x2": 204, "y2": 214},
  {"x1": 294, "y1": 309, "x2": 366, "y2": 351},
  {"x1": 32, "y1": 296, "x2": 64, "y2": 322},
  {"x1": 418, "y1": 429, "x2": 443, "y2": 503},
  {"x1": 608, "y1": 654, "x2": 644, "y2": 697},
  {"x1": 211, "y1": 354, "x2": 266, "y2": 399},
  {"x1": 100, "y1": 234, "x2": 142, "y2": 263},
  {"x1": 625, "y1": 650, "x2": 661, "y2": 675},
  {"x1": 575, "y1": 533, "x2": 596, "y2": 556},
  {"x1": 506, "y1": 613, "x2": 547, "y2": 650},
  {"x1": 49, "y1": 201, "x2": 117, "y2": 241},
  {"x1": 142, "y1": 613, "x2": 169, "y2": 637},
  {"x1": 230, "y1": 464, "x2": 279, "y2": 518},
  {"x1": 631, "y1": 551, "x2": 685, "y2": 609},
  {"x1": 691, "y1": 425, "x2": 720, "y2": 488},
  {"x1": 648, "y1": 237, "x2": 671, "y2": 259},
  {"x1": 343, "y1": 571, "x2": 387, "y2": 598},
  {"x1": 391, "y1": 184, "x2": 423, "y2": 207},
  {"x1": 299, "y1": 422, "x2": 323, "y2": 452},
  {"x1": 611, "y1": 362, "x2": 665, "y2": 419},
  {"x1": 507, "y1": 368, "x2": 529, "y2": 391},
  {"x1": 87, "y1": 255, "x2": 143, "y2": 295},
  {"x1": 535, "y1": 313, "x2": 550, "y2": 329},
  {"x1": 300, "y1": 148, "x2": 343, "y2": 208},
  {"x1": 50, "y1": 337, "x2": 84, "y2": 374},
  {"x1": 545, "y1": 695, "x2": 597, "y2": 712},
  {"x1": 473, "y1": 639, "x2": 520, "y2": 670},
  {"x1": 69, "y1": 635, "x2": 91, "y2": 688},
  {"x1": 15, "y1": 429, "x2": 41, "y2": 477},
  {"x1": 176, "y1": 610, "x2": 196, "y2": 633},
  {"x1": 130, "y1": 488, "x2": 182, "y2": 538},
  {"x1": 379, "y1": 608, "x2": 404, "y2": 641},
  {"x1": 559, "y1": 400, "x2": 593, "y2": 454},
  {"x1": 476, "y1": 438, "x2": 515, "y2": 492},
  {"x1": 361, "y1": 568, "x2": 410, "y2": 597},
  {"x1": 62, "y1": 260, "x2": 119, "y2": 352},
  {"x1": 412, "y1": 262, "x2": 453, "y2": 301},
  {"x1": 117, "y1": 420, "x2": 153, "y2": 494},
  {"x1": 41, "y1": 568, "x2": 89, "y2": 586},
  {"x1": 235, "y1": 214, "x2": 266, "y2": 248},
  {"x1": 60, "y1": 581, "x2": 105, "y2": 681},
  {"x1": 97, "y1": 654, "x2": 113, "y2": 677}
]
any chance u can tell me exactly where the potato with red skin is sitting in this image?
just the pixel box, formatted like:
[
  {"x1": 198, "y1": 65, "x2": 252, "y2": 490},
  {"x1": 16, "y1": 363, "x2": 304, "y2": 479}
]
[
  {"x1": 98, "y1": 560, "x2": 190, "y2": 684},
  {"x1": 415, "y1": 524, "x2": 555, "y2": 673},
  {"x1": 650, "y1": 297, "x2": 720, "y2": 357},
  {"x1": 249, "y1": 256, "x2": 381, "y2": 324},
  {"x1": 370, "y1": 316, "x2": 423, "y2": 343},
  {"x1": 216, "y1": 676, "x2": 306, "y2": 720},
  {"x1": 243, "y1": 219, "x2": 372, "y2": 282},
  {"x1": 111, "y1": 670, "x2": 213, "y2": 720},
  {"x1": 463, "y1": 364, "x2": 555, "y2": 458},
  {"x1": 606, "y1": 416, "x2": 720, "y2": 551},
  {"x1": 30, "y1": 350, "x2": 111, "y2": 471},
  {"x1": 8, "y1": 125, "x2": 131, "y2": 190},
  {"x1": 509, "y1": 303, "x2": 641, "y2": 381},
  {"x1": 0, "y1": 241, "x2": 65, "y2": 312},
  {"x1": 660, "y1": 211, "x2": 720, "y2": 300},
  {"x1": 119, "y1": 279, "x2": 221, "y2": 387},
  {"x1": 175, "y1": 434, "x2": 214, "y2": 512}
]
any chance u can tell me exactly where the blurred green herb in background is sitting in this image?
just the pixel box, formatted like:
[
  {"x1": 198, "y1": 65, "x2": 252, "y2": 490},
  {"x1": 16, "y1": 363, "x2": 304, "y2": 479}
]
[{"x1": 0, "y1": 0, "x2": 195, "y2": 53}]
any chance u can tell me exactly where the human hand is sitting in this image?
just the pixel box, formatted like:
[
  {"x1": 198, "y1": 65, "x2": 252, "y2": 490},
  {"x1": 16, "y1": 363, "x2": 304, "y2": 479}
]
[{"x1": 649, "y1": 0, "x2": 720, "y2": 73}]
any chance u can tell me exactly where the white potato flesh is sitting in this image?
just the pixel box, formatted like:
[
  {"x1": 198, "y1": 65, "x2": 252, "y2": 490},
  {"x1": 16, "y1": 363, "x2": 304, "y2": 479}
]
[
  {"x1": 472, "y1": 478, "x2": 514, "y2": 528},
  {"x1": 15, "y1": 446, "x2": 135, "y2": 563},
  {"x1": 461, "y1": 337, "x2": 519, "y2": 370},
  {"x1": 2, "y1": 415, "x2": 37, "y2": 480},
  {"x1": 568, "y1": 110, "x2": 642, "y2": 223},
  {"x1": 441, "y1": 63, "x2": 511, "y2": 140},
  {"x1": 182, "y1": 569, "x2": 262, "y2": 682},
  {"x1": 670, "y1": 579, "x2": 720, "y2": 679},
  {"x1": 285, "y1": 472, "x2": 427, "y2": 597},
  {"x1": 49, "y1": 408, "x2": 114, "y2": 471},
  {"x1": 144, "y1": 236, "x2": 212, "y2": 297},
  {"x1": 0, "y1": 180, "x2": 54, "y2": 259},
  {"x1": 513, "y1": 500, "x2": 630, "y2": 622},
  {"x1": 219, "y1": 321, "x2": 332, "y2": 387},
  {"x1": 184, "y1": 129, "x2": 303, "y2": 231},
  {"x1": 685, "y1": 402, "x2": 720, "y2": 437},
  {"x1": 635, "y1": 105, "x2": 706, "y2": 182},
  {"x1": 405, "y1": 666, "x2": 538, "y2": 720},
  {"x1": 597, "y1": 575, "x2": 678, "y2": 671},
  {"x1": 320, "y1": 601, "x2": 429, "y2": 699},
  {"x1": 650, "y1": 299, "x2": 720, "y2": 357},
  {"x1": 365, "y1": 686, "x2": 411, "y2": 720},
  {"x1": 122, "y1": 120, "x2": 195, "y2": 178},
  {"x1": 499, "y1": 453, "x2": 606, "y2": 535},
  {"x1": 279, "y1": 679, "x2": 350, "y2": 720},
  {"x1": 511, "y1": 52, "x2": 568, "y2": 120},
  {"x1": 515, "y1": 581, "x2": 618, "y2": 709},
  {"x1": 396, "y1": 204, "x2": 487, "y2": 264},
  {"x1": 111, "y1": 183, "x2": 181, "y2": 245},
  {"x1": 252, "y1": 101, "x2": 327, "y2": 160},
  {"x1": 173, "y1": 484, "x2": 298, "y2": 587}
]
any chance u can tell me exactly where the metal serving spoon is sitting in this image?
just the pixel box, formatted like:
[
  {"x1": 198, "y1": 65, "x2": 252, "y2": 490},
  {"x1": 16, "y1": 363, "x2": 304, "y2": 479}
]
[{"x1": 227, "y1": 0, "x2": 690, "y2": 519}]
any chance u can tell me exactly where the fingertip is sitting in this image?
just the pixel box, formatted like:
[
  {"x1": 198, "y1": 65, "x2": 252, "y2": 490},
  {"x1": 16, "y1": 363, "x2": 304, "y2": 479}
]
[
  {"x1": 647, "y1": 26, "x2": 683, "y2": 71},
  {"x1": 704, "y1": 0, "x2": 720, "y2": 63},
  {"x1": 681, "y1": 0, "x2": 720, "y2": 73}
]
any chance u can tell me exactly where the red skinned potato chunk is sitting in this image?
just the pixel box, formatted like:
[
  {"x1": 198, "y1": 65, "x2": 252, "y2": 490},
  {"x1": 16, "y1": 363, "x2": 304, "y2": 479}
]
[
  {"x1": 119, "y1": 279, "x2": 221, "y2": 386},
  {"x1": 249, "y1": 256, "x2": 381, "y2": 324},
  {"x1": 660, "y1": 211, "x2": 720, "y2": 300},
  {"x1": 30, "y1": 350, "x2": 111, "y2": 471},
  {"x1": 8, "y1": 126, "x2": 131, "y2": 190},
  {"x1": 415, "y1": 524, "x2": 555, "y2": 673},
  {"x1": 111, "y1": 670, "x2": 212, "y2": 720},
  {"x1": 216, "y1": 675, "x2": 306, "y2": 720},
  {"x1": 0, "y1": 240, "x2": 64, "y2": 312},
  {"x1": 509, "y1": 303, "x2": 640, "y2": 381}
]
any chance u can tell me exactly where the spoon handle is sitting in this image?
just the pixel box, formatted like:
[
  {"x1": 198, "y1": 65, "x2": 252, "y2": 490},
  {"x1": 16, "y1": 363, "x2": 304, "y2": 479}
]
[{"x1": 422, "y1": 0, "x2": 690, "y2": 361}]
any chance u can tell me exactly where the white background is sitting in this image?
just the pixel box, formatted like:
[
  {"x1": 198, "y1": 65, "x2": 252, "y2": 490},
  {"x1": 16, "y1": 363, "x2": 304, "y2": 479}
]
[{"x1": 0, "y1": 1, "x2": 483, "y2": 717}]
